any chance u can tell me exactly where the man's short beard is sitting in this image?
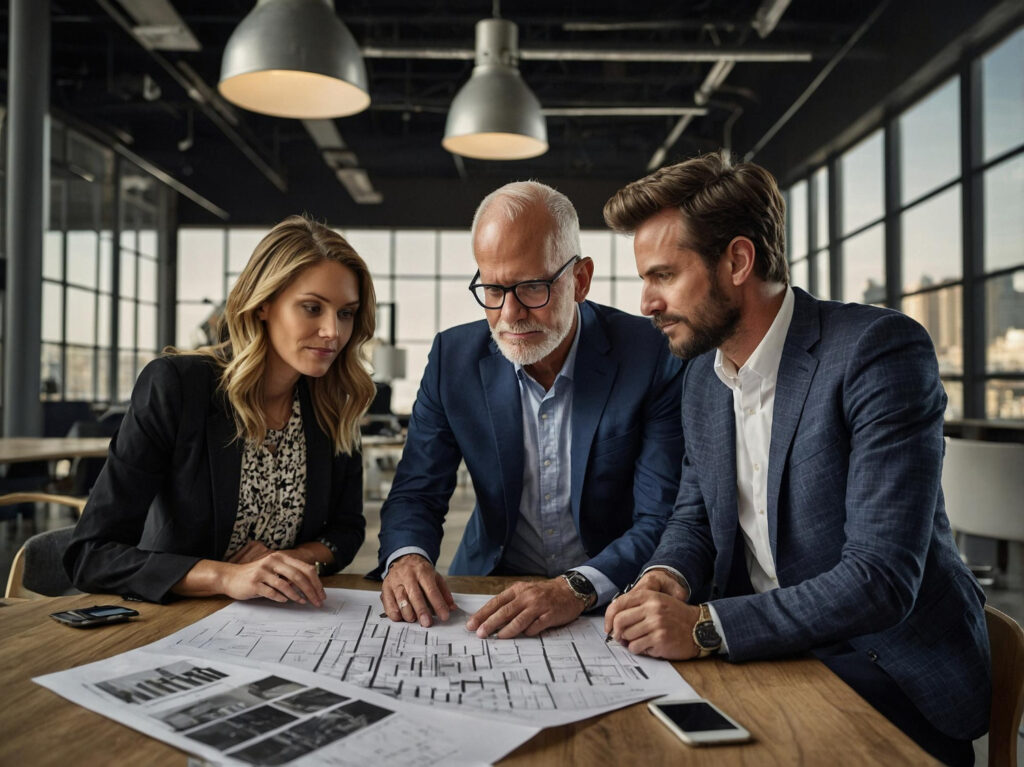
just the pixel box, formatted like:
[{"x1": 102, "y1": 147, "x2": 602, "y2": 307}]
[
  {"x1": 653, "y1": 280, "x2": 740, "y2": 360},
  {"x1": 491, "y1": 288, "x2": 575, "y2": 366}
]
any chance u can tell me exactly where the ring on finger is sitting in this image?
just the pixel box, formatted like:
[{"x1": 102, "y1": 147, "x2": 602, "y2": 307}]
[{"x1": 398, "y1": 599, "x2": 409, "y2": 609}]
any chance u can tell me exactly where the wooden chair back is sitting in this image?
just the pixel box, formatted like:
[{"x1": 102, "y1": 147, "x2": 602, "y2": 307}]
[
  {"x1": 985, "y1": 605, "x2": 1024, "y2": 767},
  {"x1": 2, "y1": 493, "x2": 86, "y2": 599}
]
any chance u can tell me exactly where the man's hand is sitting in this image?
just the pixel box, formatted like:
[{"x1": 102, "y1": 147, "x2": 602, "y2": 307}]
[
  {"x1": 381, "y1": 553, "x2": 456, "y2": 627},
  {"x1": 630, "y1": 568, "x2": 690, "y2": 601},
  {"x1": 218, "y1": 551, "x2": 326, "y2": 607},
  {"x1": 466, "y1": 578, "x2": 587, "y2": 639},
  {"x1": 604, "y1": 589, "x2": 699, "y2": 659}
]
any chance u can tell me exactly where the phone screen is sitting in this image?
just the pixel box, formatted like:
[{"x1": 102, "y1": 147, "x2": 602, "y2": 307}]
[
  {"x1": 80, "y1": 606, "x2": 135, "y2": 617},
  {"x1": 656, "y1": 702, "x2": 739, "y2": 732}
]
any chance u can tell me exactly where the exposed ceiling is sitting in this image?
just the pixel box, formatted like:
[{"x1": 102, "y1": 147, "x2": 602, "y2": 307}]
[{"x1": 5, "y1": 0, "x2": 1020, "y2": 227}]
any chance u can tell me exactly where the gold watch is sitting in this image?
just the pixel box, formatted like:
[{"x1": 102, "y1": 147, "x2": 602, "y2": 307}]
[{"x1": 692, "y1": 603, "x2": 722, "y2": 658}]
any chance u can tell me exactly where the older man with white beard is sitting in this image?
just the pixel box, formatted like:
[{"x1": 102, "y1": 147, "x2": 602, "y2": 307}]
[{"x1": 372, "y1": 181, "x2": 685, "y2": 638}]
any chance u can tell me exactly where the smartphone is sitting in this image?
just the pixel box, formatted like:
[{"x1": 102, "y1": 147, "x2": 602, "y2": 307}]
[
  {"x1": 50, "y1": 605, "x2": 139, "y2": 628},
  {"x1": 648, "y1": 697, "x2": 751, "y2": 746}
]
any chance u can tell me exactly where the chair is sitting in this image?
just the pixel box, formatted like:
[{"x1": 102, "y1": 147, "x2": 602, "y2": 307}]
[
  {"x1": 4, "y1": 526, "x2": 81, "y2": 599},
  {"x1": 984, "y1": 605, "x2": 1024, "y2": 767},
  {"x1": 2, "y1": 493, "x2": 86, "y2": 599},
  {"x1": 941, "y1": 438, "x2": 1024, "y2": 584}
]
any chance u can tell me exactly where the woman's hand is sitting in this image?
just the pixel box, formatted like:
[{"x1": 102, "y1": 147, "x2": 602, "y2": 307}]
[
  {"x1": 227, "y1": 540, "x2": 273, "y2": 564},
  {"x1": 220, "y1": 551, "x2": 326, "y2": 606},
  {"x1": 174, "y1": 552, "x2": 325, "y2": 606}
]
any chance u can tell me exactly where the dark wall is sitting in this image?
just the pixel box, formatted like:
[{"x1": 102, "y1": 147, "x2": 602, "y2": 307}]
[{"x1": 178, "y1": 172, "x2": 631, "y2": 231}]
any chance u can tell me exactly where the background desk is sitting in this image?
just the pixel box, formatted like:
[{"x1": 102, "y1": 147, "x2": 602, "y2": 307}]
[
  {"x1": 0, "y1": 437, "x2": 111, "y2": 464},
  {"x1": 0, "y1": 574, "x2": 936, "y2": 766}
]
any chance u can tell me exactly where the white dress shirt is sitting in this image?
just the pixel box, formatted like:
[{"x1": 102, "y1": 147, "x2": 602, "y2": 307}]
[{"x1": 712, "y1": 286, "x2": 794, "y2": 597}]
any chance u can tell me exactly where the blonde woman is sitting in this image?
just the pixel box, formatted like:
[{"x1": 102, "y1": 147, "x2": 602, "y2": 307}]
[{"x1": 65, "y1": 215, "x2": 376, "y2": 605}]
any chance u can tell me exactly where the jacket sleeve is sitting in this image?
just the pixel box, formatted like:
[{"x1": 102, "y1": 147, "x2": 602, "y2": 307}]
[
  {"x1": 713, "y1": 314, "x2": 949, "y2": 659},
  {"x1": 63, "y1": 357, "x2": 202, "y2": 602},
  {"x1": 321, "y1": 447, "x2": 366, "y2": 572},
  {"x1": 374, "y1": 333, "x2": 461, "y2": 571},
  {"x1": 582, "y1": 343, "x2": 685, "y2": 588}
]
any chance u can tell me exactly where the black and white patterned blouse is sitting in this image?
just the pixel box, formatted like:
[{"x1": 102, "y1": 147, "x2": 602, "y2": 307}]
[{"x1": 225, "y1": 393, "x2": 307, "y2": 558}]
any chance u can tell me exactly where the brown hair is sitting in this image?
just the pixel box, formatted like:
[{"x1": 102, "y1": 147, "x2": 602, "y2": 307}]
[
  {"x1": 189, "y1": 215, "x2": 376, "y2": 455},
  {"x1": 603, "y1": 152, "x2": 788, "y2": 284}
]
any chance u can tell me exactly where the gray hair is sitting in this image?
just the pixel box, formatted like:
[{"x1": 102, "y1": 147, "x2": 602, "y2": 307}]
[{"x1": 471, "y1": 180, "x2": 581, "y2": 270}]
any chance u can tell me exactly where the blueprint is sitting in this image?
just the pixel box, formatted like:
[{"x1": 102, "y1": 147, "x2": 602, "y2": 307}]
[{"x1": 149, "y1": 588, "x2": 693, "y2": 727}]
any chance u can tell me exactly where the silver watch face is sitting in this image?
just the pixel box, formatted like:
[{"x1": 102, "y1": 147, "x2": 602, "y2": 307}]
[{"x1": 565, "y1": 571, "x2": 595, "y2": 598}]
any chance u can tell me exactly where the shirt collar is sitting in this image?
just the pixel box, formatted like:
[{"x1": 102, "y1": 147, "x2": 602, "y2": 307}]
[
  {"x1": 515, "y1": 304, "x2": 582, "y2": 386},
  {"x1": 714, "y1": 286, "x2": 795, "y2": 391}
]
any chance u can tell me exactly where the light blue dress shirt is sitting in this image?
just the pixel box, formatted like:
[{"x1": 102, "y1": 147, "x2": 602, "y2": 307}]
[{"x1": 388, "y1": 306, "x2": 616, "y2": 607}]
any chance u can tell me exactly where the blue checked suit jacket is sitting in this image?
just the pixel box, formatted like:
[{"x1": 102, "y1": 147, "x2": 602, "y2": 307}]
[
  {"x1": 375, "y1": 300, "x2": 684, "y2": 589},
  {"x1": 646, "y1": 288, "x2": 991, "y2": 740}
]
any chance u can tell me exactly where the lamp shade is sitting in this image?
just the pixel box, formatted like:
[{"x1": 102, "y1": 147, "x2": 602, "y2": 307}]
[
  {"x1": 442, "y1": 19, "x2": 548, "y2": 160},
  {"x1": 219, "y1": 0, "x2": 370, "y2": 119}
]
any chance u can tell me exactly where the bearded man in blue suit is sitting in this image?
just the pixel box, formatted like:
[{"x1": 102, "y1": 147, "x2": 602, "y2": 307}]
[
  {"x1": 603, "y1": 154, "x2": 990, "y2": 766},
  {"x1": 376, "y1": 181, "x2": 684, "y2": 639}
]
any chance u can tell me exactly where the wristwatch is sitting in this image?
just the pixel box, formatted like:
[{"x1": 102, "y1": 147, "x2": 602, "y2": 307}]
[
  {"x1": 692, "y1": 603, "x2": 722, "y2": 657},
  {"x1": 316, "y1": 537, "x2": 339, "y2": 576},
  {"x1": 561, "y1": 570, "x2": 598, "y2": 610}
]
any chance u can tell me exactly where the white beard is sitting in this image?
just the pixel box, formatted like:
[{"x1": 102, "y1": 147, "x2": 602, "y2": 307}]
[{"x1": 490, "y1": 292, "x2": 575, "y2": 367}]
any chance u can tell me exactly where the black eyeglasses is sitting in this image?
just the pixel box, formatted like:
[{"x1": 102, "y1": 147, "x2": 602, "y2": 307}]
[{"x1": 468, "y1": 256, "x2": 580, "y2": 310}]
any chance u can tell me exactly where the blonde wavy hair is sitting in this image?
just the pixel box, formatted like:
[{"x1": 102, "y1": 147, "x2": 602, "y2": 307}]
[{"x1": 190, "y1": 215, "x2": 376, "y2": 455}]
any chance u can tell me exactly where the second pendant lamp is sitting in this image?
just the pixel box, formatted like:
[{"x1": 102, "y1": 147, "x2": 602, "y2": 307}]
[{"x1": 443, "y1": 18, "x2": 548, "y2": 161}]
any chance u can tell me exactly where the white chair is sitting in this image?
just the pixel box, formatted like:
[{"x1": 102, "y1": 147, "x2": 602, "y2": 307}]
[{"x1": 941, "y1": 438, "x2": 1024, "y2": 583}]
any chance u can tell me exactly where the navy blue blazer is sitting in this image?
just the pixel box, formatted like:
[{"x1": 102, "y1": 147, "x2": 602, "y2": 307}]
[
  {"x1": 64, "y1": 355, "x2": 365, "y2": 603},
  {"x1": 646, "y1": 288, "x2": 990, "y2": 740},
  {"x1": 376, "y1": 301, "x2": 684, "y2": 589}
]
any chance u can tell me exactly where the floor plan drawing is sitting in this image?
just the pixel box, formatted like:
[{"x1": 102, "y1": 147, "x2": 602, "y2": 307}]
[{"x1": 153, "y1": 589, "x2": 692, "y2": 727}]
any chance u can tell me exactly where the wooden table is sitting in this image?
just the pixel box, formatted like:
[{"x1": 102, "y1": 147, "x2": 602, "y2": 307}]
[
  {"x1": 0, "y1": 575, "x2": 936, "y2": 766},
  {"x1": 0, "y1": 437, "x2": 111, "y2": 464}
]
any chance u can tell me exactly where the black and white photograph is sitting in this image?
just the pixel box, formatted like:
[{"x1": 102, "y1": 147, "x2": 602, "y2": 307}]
[
  {"x1": 231, "y1": 700, "x2": 394, "y2": 766},
  {"x1": 95, "y1": 661, "x2": 227, "y2": 705},
  {"x1": 157, "y1": 676, "x2": 303, "y2": 731}
]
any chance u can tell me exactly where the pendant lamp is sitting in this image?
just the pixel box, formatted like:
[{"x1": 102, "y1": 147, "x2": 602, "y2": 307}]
[
  {"x1": 219, "y1": 0, "x2": 370, "y2": 119},
  {"x1": 442, "y1": 18, "x2": 548, "y2": 160}
]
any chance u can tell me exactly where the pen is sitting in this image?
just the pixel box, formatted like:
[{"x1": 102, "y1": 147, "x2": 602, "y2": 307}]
[{"x1": 604, "y1": 579, "x2": 637, "y2": 642}]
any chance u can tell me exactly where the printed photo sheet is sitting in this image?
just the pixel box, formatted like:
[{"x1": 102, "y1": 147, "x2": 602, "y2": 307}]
[{"x1": 35, "y1": 648, "x2": 537, "y2": 767}]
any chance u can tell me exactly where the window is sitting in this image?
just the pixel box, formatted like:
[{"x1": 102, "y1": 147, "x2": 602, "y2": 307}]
[
  {"x1": 842, "y1": 224, "x2": 885, "y2": 305},
  {"x1": 177, "y1": 226, "x2": 654, "y2": 415},
  {"x1": 981, "y1": 27, "x2": 1024, "y2": 162},
  {"x1": 899, "y1": 78, "x2": 960, "y2": 204},
  {"x1": 841, "y1": 130, "x2": 884, "y2": 234}
]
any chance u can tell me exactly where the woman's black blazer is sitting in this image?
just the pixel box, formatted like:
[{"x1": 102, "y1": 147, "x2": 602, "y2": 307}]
[{"x1": 64, "y1": 354, "x2": 365, "y2": 603}]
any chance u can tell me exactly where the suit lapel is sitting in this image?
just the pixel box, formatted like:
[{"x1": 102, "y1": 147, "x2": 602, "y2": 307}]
[
  {"x1": 570, "y1": 303, "x2": 615, "y2": 526},
  {"x1": 206, "y1": 392, "x2": 243, "y2": 558},
  {"x1": 704, "y1": 372, "x2": 741, "y2": 591},
  {"x1": 297, "y1": 380, "x2": 329, "y2": 543},
  {"x1": 767, "y1": 289, "x2": 820, "y2": 562},
  {"x1": 479, "y1": 350, "x2": 524, "y2": 540}
]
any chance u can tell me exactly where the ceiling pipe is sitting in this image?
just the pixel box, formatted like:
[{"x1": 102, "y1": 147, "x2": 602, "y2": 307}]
[
  {"x1": 542, "y1": 106, "x2": 708, "y2": 117},
  {"x1": 746, "y1": 0, "x2": 892, "y2": 160},
  {"x1": 95, "y1": 0, "x2": 288, "y2": 192},
  {"x1": 647, "y1": 0, "x2": 794, "y2": 170},
  {"x1": 360, "y1": 45, "x2": 812, "y2": 63}
]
